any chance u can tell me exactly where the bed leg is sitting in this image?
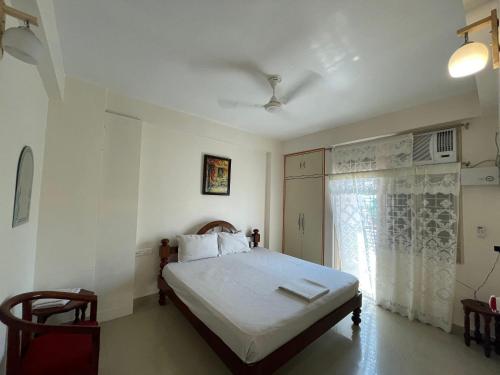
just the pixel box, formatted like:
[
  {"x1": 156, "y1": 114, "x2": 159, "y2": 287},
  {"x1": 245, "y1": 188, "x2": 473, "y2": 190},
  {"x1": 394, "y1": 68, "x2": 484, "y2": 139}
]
[
  {"x1": 159, "y1": 290, "x2": 166, "y2": 306},
  {"x1": 352, "y1": 307, "x2": 361, "y2": 326}
]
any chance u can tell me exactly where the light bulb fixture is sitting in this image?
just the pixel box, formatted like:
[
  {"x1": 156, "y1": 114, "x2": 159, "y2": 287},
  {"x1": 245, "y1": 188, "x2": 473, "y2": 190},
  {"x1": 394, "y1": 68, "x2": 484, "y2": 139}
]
[
  {"x1": 448, "y1": 9, "x2": 499, "y2": 78},
  {"x1": 448, "y1": 33, "x2": 489, "y2": 78},
  {"x1": 0, "y1": 0, "x2": 40, "y2": 65}
]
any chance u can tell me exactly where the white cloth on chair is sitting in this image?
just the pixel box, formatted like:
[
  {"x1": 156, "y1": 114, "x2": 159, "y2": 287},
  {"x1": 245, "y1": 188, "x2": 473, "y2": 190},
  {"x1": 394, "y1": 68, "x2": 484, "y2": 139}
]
[{"x1": 32, "y1": 288, "x2": 81, "y2": 309}]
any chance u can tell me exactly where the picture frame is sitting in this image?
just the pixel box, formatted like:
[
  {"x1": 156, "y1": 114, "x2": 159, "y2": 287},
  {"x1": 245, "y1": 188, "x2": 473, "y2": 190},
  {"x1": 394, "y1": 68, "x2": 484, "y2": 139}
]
[
  {"x1": 202, "y1": 154, "x2": 231, "y2": 196},
  {"x1": 12, "y1": 146, "x2": 34, "y2": 227}
]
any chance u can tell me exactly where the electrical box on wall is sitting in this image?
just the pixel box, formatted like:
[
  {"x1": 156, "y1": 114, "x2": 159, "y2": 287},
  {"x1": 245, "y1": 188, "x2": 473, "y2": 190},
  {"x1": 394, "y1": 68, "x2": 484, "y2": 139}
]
[{"x1": 461, "y1": 167, "x2": 499, "y2": 186}]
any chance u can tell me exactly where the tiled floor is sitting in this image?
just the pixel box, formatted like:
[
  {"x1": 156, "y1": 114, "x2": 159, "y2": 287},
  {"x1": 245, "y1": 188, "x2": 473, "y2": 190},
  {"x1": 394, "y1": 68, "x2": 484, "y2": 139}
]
[{"x1": 99, "y1": 296, "x2": 500, "y2": 374}]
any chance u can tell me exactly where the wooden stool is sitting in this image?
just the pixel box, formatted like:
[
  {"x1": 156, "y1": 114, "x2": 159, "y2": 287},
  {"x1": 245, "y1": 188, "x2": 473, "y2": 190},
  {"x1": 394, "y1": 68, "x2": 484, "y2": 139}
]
[{"x1": 461, "y1": 299, "x2": 500, "y2": 358}]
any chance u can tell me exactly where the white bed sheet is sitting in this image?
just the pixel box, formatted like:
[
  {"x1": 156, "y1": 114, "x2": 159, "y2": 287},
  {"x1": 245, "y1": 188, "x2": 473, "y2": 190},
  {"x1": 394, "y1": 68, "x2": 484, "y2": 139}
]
[{"x1": 163, "y1": 247, "x2": 358, "y2": 363}]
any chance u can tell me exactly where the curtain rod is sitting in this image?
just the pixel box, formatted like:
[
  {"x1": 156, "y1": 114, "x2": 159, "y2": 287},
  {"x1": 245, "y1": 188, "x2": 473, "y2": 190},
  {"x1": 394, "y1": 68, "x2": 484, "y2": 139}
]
[{"x1": 325, "y1": 122, "x2": 469, "y2": 151}]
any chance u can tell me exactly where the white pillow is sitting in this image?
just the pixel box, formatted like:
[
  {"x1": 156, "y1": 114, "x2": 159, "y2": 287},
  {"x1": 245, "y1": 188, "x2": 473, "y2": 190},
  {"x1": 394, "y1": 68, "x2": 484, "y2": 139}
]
[
  {"x1": 218, "y1": 232, "x2": 251, "y2": 255},
  {"x1": 177, "y1": 233, "x2": 219, "y2": 262}
]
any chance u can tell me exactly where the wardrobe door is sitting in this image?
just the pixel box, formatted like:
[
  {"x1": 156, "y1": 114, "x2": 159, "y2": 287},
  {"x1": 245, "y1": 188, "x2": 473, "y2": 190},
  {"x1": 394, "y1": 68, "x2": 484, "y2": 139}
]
[
  {"x1": 284, "y1": 154, "x2": 304, "y2": 178},
  {"x1": 300, "y1": 150, "x2": 324, "y2": 176},
  {"x1": 284, "y1": 150, "x2": 324, "y2": 178},
  {"x1": 300, "y1": 177, "x2": 324, "y2": 265},
  {"x1": 283, "y1": 179, "x2": 304, "y2": 259}
]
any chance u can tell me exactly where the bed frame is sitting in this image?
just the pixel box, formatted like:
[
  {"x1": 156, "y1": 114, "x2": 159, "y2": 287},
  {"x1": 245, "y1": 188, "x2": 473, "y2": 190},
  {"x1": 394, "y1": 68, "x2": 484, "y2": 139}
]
[{"x1": 157, "y1": 220, "x2": 362, "y2": 375}]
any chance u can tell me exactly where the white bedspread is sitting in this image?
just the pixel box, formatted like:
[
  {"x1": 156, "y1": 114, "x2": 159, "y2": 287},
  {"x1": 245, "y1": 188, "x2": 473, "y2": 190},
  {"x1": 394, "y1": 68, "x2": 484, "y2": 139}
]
[{"x1": 163, "y1": 247, "x2": 358, "y2": 363}]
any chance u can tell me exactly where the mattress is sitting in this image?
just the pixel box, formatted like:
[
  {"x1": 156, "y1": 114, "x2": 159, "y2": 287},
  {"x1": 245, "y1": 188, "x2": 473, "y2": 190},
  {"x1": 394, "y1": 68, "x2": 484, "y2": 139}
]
[{"x1": 163, "y1": 248, "x2": 358, "y2": 363}]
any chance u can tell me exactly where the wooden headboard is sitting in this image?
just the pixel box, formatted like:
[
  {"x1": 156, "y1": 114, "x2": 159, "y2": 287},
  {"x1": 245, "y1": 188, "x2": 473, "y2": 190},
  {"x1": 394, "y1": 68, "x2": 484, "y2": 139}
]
[{"x1": 159, "y1": 221, "x2": 260, "y2": 273}]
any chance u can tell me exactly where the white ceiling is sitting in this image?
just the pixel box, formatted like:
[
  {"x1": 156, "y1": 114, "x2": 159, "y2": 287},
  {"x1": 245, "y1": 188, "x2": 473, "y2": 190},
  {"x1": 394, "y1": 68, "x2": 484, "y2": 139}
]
[{"x1": 53, "y1": 0, "x2": 475, "y2": 140}]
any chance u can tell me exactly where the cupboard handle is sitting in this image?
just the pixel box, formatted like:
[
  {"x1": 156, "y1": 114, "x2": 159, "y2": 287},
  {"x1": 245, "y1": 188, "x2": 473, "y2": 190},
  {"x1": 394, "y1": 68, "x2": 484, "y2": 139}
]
[
  {"x1": 303, "y1": 161, "x2": 306, "y2": 169},
  {"x1": 298, "y1": 214, "x2": 301, "y2": 230},
  {"x1": 301, "y1": 214, "x2": 305, "y2": 233}
]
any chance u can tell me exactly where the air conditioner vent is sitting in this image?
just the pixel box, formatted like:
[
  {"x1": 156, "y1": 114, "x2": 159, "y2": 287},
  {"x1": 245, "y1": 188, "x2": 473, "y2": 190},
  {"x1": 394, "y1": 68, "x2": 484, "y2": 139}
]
[
  {"x1": 413, "y1": 133, "x2": 433, "y2": 162},
  {"x1": 436, "y1": 129, "x2": 454, "y2": 152},
  {"x1": 412, "y1": 128, "x2": 457, "y2": 165}
]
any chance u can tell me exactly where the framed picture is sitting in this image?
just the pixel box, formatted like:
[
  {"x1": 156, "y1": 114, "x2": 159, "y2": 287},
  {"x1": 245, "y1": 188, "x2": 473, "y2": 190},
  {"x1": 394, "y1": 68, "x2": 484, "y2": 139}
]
[
  {"x1": 12, "y1": 146, "x2": 34, "y2": 227},
  {"x1": 202, "y1": 154, "x2": 231, "y2": 195}
]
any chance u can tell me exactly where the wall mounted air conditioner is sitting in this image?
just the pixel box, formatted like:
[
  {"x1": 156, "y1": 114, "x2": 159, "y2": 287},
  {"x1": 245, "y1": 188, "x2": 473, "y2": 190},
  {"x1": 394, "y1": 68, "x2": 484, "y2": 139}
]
[{"x1": 413, "y1": 128, "x2": 457, "y2": 165}]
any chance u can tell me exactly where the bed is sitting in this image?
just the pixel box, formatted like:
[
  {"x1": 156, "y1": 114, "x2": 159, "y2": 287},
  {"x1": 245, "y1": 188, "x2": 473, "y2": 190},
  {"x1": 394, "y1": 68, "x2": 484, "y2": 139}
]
[{"x1": 157, "y1": 220, "x2": 362, "y2": 374}]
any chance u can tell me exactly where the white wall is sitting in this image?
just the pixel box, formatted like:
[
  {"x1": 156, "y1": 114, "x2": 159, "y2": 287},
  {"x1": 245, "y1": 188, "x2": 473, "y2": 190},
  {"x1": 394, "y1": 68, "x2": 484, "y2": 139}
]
[
  {"x1": 451, "y1": 0, "x2": 500, "y2": 326},
  {"x1": 95, "y1": 114, "x2": 142, "y2": 320},
  {"x1": 284, "y1": 92, "x2": 481, "y2": 154},
  {"x1": 0, "y1": 31, "x2": 49, "y2": 371},
  {"x1": 35, "y1": 78, "x2": 283, "y2": 305},
  {"x1": 134, "y1": 122, "x2": 267, "y2": 297},
  {"x1": 35, "y1": 78, "x2": 106, "y2": 291},
  {"x1": 283, "y1": 91, "x2": 500, "y2": 327},
  {"x1": 454, "y1": 110, "x2": 500, "y2": 326},
  {"x1": 105, "y1": 92, "x2": 283, "y2": 298}
]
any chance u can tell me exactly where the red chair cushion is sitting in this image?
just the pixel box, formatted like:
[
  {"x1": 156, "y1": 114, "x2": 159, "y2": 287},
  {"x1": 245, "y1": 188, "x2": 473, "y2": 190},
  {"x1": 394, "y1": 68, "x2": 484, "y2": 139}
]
[{"x1": 21, "y1": 322, "x2": 98, "y2": 375}]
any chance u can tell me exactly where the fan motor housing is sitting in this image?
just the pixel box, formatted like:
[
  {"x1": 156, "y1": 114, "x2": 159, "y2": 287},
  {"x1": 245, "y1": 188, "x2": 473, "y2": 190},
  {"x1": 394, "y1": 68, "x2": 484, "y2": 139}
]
[{"x1": 264, "y1": 98, "x2": 282, "y2": 112}]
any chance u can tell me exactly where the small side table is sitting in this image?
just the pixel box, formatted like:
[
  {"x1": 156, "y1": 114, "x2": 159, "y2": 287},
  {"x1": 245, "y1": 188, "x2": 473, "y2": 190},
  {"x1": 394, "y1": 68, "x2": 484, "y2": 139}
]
[
  {"x1": 32, "y1": 289, "x2": 95, "y2": 324},
  {"x1": 461, "y1": 299, "x2": 500, "y2": 358}
]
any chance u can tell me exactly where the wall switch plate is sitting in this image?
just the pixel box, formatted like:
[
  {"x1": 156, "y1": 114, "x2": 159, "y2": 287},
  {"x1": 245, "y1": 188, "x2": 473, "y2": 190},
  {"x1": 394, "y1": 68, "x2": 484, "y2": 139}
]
[
  {"x1": 135, "y1": 248, "x2": 153, "y2": 257},
  {"x1": 494, "y1": 246, "x2": 500, "y2": 253},
  {"x1": 461, "y1": 167, "x2": 499, "y2": 186}
]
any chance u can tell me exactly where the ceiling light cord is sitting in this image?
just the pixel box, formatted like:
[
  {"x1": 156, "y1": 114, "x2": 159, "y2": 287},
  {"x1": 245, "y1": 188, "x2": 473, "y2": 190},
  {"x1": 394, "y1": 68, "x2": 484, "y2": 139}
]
[
  {"x1": 462, "y1": 130, "x2": 500, "y2": 168},
  {"x1": 457, "y1": 253, "x2": 500, "y2": 300},
  {"x1": 463, "y1": 160, "x2": 496, "y2": 168},
  {"x1": 495, "y1": 130, "x2": 500, "y2": 167}
]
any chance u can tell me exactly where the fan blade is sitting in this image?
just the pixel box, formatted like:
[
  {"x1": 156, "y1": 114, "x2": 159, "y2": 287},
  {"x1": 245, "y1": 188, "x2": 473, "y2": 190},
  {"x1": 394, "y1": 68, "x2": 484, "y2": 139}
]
[
  {"x1": 195, "y1": 59, "x2": 271, "y2": 92},
  {"x1": 218, "y1": 99, "x2": 263, "y2": 109},
  {"x1": 282, "y1": 71, "x2": 322, "y2": 104},
  {"x1": 226, "y1": 61, "x2": 270, "y2": 88}
]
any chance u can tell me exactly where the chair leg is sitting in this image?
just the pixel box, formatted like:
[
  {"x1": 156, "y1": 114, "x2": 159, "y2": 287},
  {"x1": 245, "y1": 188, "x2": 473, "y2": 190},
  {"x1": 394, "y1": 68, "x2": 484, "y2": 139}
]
[
  {"x1": 91, "y1": 333, "x2": 100, "y2": 375},
  {"x1": 464, "y1": 309, "x2": 471, "y2": 346},
  {"x1": 6, "y1": 328, "x2": 21, "y2": 375},
  {"x1": 484, "y1": 316, "x2": 492, "y2": 358},
  {"x1": 352, "y1": 307, "x2": 361, "y2": 326},
  {"x1": 474, "y1": 312, "x2": 482, "y2": 343},
  {"x1": 159, "y1": 290, "x2": 166, "y2": 306}
]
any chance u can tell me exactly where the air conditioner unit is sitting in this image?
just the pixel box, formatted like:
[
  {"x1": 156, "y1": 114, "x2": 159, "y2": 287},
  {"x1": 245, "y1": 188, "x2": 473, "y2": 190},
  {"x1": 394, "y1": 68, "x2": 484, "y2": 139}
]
[{"x1": 413, "y1": 128, "x2": 457, "y2": 165}]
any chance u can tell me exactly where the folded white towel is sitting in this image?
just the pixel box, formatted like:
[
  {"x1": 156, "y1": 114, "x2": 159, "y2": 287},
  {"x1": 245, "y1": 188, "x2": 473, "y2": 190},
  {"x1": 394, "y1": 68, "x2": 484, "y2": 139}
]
[
  {"x1": 32, "y1": 288, "x2": 81, "y2": 309},
  {"x1": 278, "y1": 279, "x2": 329, "y2": 302}
]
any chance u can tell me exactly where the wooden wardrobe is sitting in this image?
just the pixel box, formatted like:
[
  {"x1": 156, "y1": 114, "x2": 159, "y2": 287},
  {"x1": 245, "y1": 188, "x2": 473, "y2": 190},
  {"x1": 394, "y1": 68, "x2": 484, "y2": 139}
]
[{"x1": 283, "y1": 148, "x2": 325, "y2": 265}]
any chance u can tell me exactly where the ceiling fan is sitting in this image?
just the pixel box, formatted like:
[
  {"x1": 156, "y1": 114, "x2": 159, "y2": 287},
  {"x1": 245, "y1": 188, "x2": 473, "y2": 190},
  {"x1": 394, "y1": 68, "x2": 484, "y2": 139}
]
[{"x1": 218, "y1": 70, "x2": 321, "y2": 113}]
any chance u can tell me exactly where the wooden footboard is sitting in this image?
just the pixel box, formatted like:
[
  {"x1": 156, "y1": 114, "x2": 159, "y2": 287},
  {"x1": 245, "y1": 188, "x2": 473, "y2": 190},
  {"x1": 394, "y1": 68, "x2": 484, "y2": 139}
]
[{"x1": 158, "y1": 275, "x2": 361, "y2": 375}]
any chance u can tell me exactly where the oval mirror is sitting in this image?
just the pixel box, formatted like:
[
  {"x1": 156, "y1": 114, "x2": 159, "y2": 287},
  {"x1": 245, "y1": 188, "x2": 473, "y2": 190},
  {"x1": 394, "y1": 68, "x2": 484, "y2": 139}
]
[{"x1": 12, "y1": 146, "x2": 34, "y2": 227}]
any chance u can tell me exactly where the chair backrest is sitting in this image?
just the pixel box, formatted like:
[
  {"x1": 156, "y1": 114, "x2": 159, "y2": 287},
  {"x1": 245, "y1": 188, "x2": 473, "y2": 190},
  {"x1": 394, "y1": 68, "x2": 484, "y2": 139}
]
[{"x1": 0, "y1": 291, "x2": 100, "y2": 375}]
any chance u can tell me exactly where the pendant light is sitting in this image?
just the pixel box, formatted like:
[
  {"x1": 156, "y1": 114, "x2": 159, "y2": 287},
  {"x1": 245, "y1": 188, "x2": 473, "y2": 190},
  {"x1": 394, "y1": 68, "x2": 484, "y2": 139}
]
[
  {"x1": 0, "y1": 0, "x2": 41, "y2": 65},
  {"x1": 3, "y1": 21, "x2": 42, "y2": 65},
  {"x1": 448, "y1": 8, "x2": 499, "y2": 78},
  {"x1": 448, "y1": 33, "x2": 489, "y2": 78}
]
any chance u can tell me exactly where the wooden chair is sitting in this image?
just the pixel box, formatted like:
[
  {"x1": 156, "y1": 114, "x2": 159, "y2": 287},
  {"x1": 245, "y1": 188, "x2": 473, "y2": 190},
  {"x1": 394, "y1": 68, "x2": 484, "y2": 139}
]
[{"x1": 0, "y1": 291, "x2": 100, "y2": 375}]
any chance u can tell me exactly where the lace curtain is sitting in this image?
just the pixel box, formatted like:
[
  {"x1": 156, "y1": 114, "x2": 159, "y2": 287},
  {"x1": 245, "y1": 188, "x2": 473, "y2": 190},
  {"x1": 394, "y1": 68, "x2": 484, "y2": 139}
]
[
  {"x1": 330, "y1": 135, "x2": 460, "y2": 332},
  {"x1": 332, "y1": 134, "x2": 413, "y2": 173}
]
